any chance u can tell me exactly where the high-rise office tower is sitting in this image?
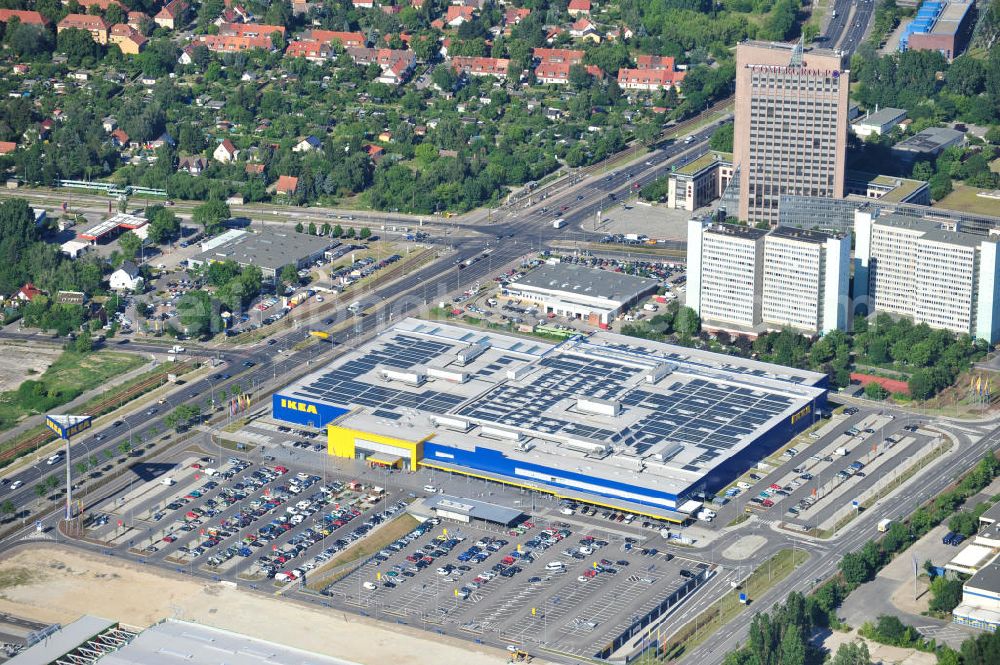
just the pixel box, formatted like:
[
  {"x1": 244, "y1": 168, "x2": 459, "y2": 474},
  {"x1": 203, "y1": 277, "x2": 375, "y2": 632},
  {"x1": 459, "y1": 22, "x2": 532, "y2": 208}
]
[{"x1": 733, "y1": 40, "x2": 849, "y2": 225}]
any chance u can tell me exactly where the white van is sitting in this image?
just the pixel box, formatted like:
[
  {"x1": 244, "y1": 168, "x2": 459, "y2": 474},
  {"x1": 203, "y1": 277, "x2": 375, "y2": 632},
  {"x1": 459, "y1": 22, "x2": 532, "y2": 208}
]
[
  {"x1": 545, "y1": 561, "x2": 565, "y2": 571},
  {"x1": 46, "y1": 454, "x2": 62, "y2": 465}
]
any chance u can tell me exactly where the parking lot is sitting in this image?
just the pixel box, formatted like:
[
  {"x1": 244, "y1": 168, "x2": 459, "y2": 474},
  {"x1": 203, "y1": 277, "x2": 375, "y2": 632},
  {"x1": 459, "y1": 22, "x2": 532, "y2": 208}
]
[
  {"x1": 321, "y1": 512, "x2": 711, "y2": 658},
  {"x1": 84, "y1": 453, "x2": 407, "y2": 588},
  {"x1": 708, "y1": 406, "x2": 941, "y2": 532}
]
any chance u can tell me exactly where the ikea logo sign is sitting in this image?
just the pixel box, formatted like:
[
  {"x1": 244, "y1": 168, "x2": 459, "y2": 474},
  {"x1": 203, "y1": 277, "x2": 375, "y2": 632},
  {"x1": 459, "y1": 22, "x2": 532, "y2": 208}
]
[
  {"x1": 272, "y1": 393, "x2": 349, "y2": 427},
  {"x1": 281, "y1": 399, "x2": 318, "y2": 415}
]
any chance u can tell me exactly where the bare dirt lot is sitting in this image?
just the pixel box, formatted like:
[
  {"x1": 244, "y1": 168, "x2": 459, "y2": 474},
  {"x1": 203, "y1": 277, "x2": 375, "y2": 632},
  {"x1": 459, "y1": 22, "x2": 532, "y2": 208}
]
[
  {"x1": 0, "y1": 343, "x2": 63, "y2": 393},
  {"x1": 0, "y1": 544, "x2": 523, "y2": 665}
]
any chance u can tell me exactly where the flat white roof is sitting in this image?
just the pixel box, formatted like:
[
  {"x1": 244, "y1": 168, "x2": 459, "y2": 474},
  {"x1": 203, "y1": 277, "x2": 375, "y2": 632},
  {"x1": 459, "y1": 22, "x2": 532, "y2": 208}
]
[
  {"x1": 99, "y1": 619, "x2": 360, "y2": 665},
  {"x1": 281, "y1": 318, "x2": 826, "y2": 497},
  {"x1": 946, "y1": 543, "x2": 997, "y2": 570}
]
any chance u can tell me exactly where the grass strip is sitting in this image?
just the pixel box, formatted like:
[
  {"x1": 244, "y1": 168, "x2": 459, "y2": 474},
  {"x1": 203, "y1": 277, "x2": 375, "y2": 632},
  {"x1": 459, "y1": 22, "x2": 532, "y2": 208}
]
[{"x1": 656, "y1": 548, "x2": 809, "y2": 662}]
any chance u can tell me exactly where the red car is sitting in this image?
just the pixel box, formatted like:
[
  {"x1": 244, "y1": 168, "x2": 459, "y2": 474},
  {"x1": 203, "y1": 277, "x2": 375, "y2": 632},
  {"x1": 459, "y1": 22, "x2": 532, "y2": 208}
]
[{"x1": 761, "y1": 499, "x2": 775, "y2": 508}]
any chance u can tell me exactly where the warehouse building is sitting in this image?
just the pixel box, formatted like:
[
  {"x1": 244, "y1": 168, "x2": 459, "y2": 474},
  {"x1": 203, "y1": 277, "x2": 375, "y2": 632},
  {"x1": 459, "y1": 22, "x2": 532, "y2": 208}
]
[
  {"x1": 187, "y1": 228, "x2": 338, "y2": 280},
  {"x1": 501, "y1": 263, "x2": 659, "y2": 327},
  {"x1": 954, "y1": 552, "x2": 1000, "y2": 631},
  {"x1": 272, "y1": 318, "x2": 828, "y2": 520},
  {"x1": 891, "y1": 127, "x2": 966, "y2": 167},
  {"x1": 900, "y1": 0, "x2": 976, "y2": 61},
  {"x1": 8, "y1": 616, "x2": 357, "y2": 664}
]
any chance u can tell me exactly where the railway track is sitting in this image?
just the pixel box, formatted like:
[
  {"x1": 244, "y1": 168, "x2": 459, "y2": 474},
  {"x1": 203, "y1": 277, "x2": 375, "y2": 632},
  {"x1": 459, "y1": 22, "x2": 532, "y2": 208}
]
[{"x1": 0, "y1": 362, "x2": 193, "y2": 465}]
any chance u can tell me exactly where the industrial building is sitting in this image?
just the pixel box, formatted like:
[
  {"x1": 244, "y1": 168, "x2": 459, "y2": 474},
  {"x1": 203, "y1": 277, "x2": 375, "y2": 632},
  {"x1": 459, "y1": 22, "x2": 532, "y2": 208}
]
[
  {"x1": 854, "y1": 209, "x2": 1000, "y2": 343},
  {"x1": 850, "y1": 107, "x2": 908, "y2": 138},
  {"x1": 187, "y1": 228, "x2": 338, "y2": 280},
  {"x1": 272, "y1": 318, "x2": 828, "y2": 520},
  {"x1": 7, "y1": 616, "x2": 356, "y2": 664},
  {"x1": 687, "y1": 221, "x2": 851, "y2": 335},
  {"x1": 733, "y1": 40, "x2": 849, "y2": 224},
  {"x1": 900, "y1": 0, "x2": 976, "y2": 61},
  {"x1": 500, "y1": 263, "x2": 659, "y2": 327},
  {"x1": 77, "y1": 213, "x2": 148, "y2": 243},
  {"x1": 891, "y1": 127, "x2": 966, "y2": 166}
]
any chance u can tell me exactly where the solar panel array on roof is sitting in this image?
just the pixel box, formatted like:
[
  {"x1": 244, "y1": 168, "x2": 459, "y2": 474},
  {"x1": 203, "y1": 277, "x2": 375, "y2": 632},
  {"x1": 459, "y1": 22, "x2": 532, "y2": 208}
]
[
  {"x1": 457, "y1": 354, "x2": 632, "y2": 439},
  {"x1": 620, "y1": 378, "x2": 791, "y2": 465},
  {"x1": 291, "y1": 335, "x2": 465, "y2": 414}
]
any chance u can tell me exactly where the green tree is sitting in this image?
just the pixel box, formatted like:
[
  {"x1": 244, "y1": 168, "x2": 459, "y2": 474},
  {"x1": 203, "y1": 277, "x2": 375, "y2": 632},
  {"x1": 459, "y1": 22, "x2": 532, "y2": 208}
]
[
  {"x1": 280, "y1": 264, "x2": 299, "y2": 286},
  {"x1": 118, "y1": 230, "x2": 142, "y2": 261},
  {"x1": 674, "y1": 306, "x2": 701, "y2": 337},
  {"x1": 830, "y1": 641, "x2": 871, "y2": 665},
  {"x1": 359, "y1": 227, "x2": 372, "y2": 240},
  {"x1": 0, "y1": 500, "x2": 14, "y2": 520},
  {"x1": 709, "y1": 123, "x2": 734, "y2": 152},
  {"x1": 177, "y1": 290, "x2": 221, "y2": 337},
  {"x1": 192, "y1": 200, "x2": 230, "y2": 236},
  {"x1": 147, "y1": 207, "x2": 181, "y2": 244},
  {"x1": 864, "y1": 381, "x2": 889, "y2": 400},
  {"x1": 118, "y1": 441, "x2": 132, "y2": 456},
  {"x1": 57, "y1": 27, "x2": 104, "y2": 66},
  {"x1": 308, "y1": 222, "x2": 317, "y2": 236},
  {"x1": 74, "y1": 330, "x2": 93, "y2": 354},
  {"x1": 929, "y1": 576, "x2": 964, "y2": 613}
]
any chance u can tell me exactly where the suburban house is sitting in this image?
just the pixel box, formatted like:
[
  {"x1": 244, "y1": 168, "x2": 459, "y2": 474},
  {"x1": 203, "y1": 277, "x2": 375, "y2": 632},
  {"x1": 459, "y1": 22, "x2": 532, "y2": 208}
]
[
  {"x1": 569, "y1": 18, "x2": 600, "y2": 42},
  {"x1": 219, "y1": 22, "x2": 286, "y2": 38},
  {"x1": 635, "y1": 55, "x2": 676, "y2": 70},
  {"x1": 57, "y1": 14, "x2": 111, "y2": 45},
  {"x1": 16, "y1": 283, "x2": 42, "y2": 301},
  {"x1": 0, "y1": 142, "x2": 16, "y2": 155},
  {"x1": 109, "y1": 23, "x2": 147, "y2": 54},
  {"x1": 535, "y1": 62, "x2": 602, "y2": 84},
  {"x1": 533, "y1": 47, "x2": 584, "y2": 65},
  {"x1": 292, "y1": 136, "x2": 322, "y2": 152},
  {"x1": 567, "y1": 0, "x2": 591, "y2": 16},
  {"x1": 452, "y1": 56, "x2": 511, "y2": 78},
  {"x1": 213, "y1": 139, "x2": 239, "y2": 163},
  {"x1": 285, "y1": 39, "x2": 335, "y2": 61},
  {"x1": 0, "y1": 9, "x2": 48, "y2": 26},
  {"x1": 177, "y1": 155, "x2": 209, "y2": 175},
  {"x1": 306, "y1": 30, "x2": 366, "y2": 48},
  {"x1": 276, "y1": 175, "x2": 299, "y2": 196},
  {"x1": 445, "y1": 5, "x2": 475, "y2": 26},
  {"x1": 617, "y1": 67, "x2": 685, "y2": 91},
  {"x1": 195, "y1": 34, "x2": 273, "y2": 52},
  {"x1": 155, "y1": 0, "x2": 188, "y2": 30},
  {"x1": 111, "y1": 128, "x2": 130, "y2": 148},
  {"x1": 504, "y1": 8, "x2": 530, "y2": 26},
  {"x1": 109, "y1": 261, "x2": 143, "y2": 292}
]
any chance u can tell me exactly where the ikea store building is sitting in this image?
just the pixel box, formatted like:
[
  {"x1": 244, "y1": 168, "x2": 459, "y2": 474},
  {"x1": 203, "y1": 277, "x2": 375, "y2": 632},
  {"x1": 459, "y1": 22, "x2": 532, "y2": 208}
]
[{"x1": 272, "y1": 318, "x2": 827, "y2": 521}]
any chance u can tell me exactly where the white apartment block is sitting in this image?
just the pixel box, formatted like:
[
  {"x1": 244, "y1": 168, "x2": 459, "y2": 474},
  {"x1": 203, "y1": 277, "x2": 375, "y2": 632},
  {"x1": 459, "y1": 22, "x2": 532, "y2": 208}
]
[
  {"x1": 688, "y1": 221, "x2": 850, "y2": 335},
  {"x1": 762, "y1": 228, "x2": 850, "y2": 334},
  {"x1": 854, "y1": 210, "x2": 1000, "y2": 343}
]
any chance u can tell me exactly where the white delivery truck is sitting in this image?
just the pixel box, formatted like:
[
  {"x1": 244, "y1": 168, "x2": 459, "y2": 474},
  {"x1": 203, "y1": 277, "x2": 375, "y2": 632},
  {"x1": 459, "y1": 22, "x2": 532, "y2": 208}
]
[
  {"x1": 552, "y1": 219, "x2": 566, "y2": 229},
  {"x1": 835, "y1": 447, "x2": 850, "y2": 456},
  {"x1": 877, "y1": 518, "x2": 892, "y2": 533}
]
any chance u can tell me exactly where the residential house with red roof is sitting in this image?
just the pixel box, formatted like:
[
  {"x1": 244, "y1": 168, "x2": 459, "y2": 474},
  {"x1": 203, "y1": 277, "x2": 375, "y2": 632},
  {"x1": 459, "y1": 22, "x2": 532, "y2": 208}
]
[
  {"x1": 110, "y1": 23, "x2": 147, "y2": 54},
  {"x1": 0, "y1": 142, "x2": 16, "y2": 155},
  {"x1": 535, "y1": 62, "x2": 601, "y2": 84},
  {"x1": 307, "y1": 30, "x2": 366, "y2": 48},
  {"x1": 275, "y1": 175, "x2": 299, "y2": 195},
  {"x1": 219, "y1": 22, "x2": 286, "y2": 38},
  {"x1": 569, "y1": 18, "x2": 600, "y2": 42},
  {"x1": 285, "y1": 39, "x2": 334, "y2": 61},
  {"x1": 58, "y1": 14, "x2": 111, "y2": 45},
  {"x1": 567, "y1": 0, "x2": 590, "y2": 16},
  {"x1": 155, "y1": 0, "x2": 189, "y2": 30},
  {"x1": 195, "y1": 34, "x2": 273, "y2": 52},
  {"x1": 635, "y1": 55, "x2": 675, "y2": 70},
  {"x1": 533, "y1": 47, "x2": 584, "y2": 64},
  {"x1": 352, "y1": 0, "x2": 375, "y2": 7},
  {"x1": 452, "y1": 56, "x2": 511, "y2": 78},
  {"x1": 617, "y1": 67, "x2": 684, "y2": 91},
  {"x1": 445, "y1": 5, "x2": 475, "y2": 26},
  {"x1": 0, "y1": 9, "x2": 48, "y2": 26},
  {"x1": 504, "y1": 7, "x2": 530, "y2": 26},
  {"x1": 16, "y1": 283, "x2": 42, "y2": 301},
  {"x1": 213, "y1": 139, "x2": 239, "y2": 163}
]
